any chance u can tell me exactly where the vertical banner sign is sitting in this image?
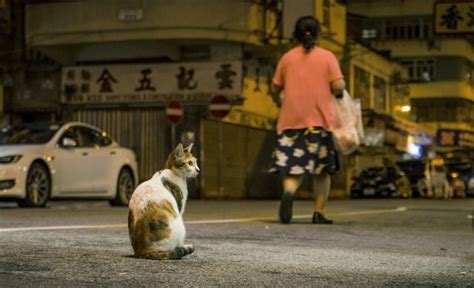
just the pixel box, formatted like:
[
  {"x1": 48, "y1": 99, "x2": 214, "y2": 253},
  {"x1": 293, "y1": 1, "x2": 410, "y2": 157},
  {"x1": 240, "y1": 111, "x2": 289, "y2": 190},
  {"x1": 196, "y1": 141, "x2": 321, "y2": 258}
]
[{"x1": 434, "y1": 1, "x2": 474, "y2": 34}]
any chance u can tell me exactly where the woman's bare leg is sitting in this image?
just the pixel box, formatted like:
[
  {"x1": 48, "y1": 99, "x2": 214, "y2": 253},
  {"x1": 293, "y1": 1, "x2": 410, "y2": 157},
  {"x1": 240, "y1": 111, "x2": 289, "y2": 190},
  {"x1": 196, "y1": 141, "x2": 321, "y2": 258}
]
[
  {"x1": 279, "y1": 175, "x2": 303, "y2": 223},
  {"x1": 312, "y1": 173, "x2": 333, "y2": 224}
]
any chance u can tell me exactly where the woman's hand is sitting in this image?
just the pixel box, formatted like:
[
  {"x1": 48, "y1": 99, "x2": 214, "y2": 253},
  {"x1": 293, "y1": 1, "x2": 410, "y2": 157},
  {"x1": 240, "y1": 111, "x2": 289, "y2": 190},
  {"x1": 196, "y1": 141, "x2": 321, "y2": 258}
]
[
  {"x1": 271, "y1": 84, "x2": 283, "y2": 107},
  {"x1": 331, "y1": 79, "x2": 345, "y2": 99}
]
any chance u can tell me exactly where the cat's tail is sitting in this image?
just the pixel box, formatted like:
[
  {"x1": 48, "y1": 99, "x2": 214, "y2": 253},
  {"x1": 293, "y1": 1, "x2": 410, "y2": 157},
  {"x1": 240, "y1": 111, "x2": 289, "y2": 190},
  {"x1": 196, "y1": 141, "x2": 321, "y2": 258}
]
[{"x1": 137, "y1": 245, "x2": 194, "y2": 260}]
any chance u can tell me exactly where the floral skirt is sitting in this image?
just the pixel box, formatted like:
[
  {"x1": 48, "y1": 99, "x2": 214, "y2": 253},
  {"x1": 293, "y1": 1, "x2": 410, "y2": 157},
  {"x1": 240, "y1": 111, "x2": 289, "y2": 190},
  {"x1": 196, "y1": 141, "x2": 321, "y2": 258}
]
[{"x1": 269, "y1": 127, "x2": 339, "y2": 175}]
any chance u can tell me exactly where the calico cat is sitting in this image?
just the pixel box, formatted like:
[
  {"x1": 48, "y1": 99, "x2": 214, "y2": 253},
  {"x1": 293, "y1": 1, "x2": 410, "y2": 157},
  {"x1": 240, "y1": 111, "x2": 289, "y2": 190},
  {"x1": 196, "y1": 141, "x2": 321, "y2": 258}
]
[{"x1": 128, "y1": 143, "x2": 199, "y2": 260}]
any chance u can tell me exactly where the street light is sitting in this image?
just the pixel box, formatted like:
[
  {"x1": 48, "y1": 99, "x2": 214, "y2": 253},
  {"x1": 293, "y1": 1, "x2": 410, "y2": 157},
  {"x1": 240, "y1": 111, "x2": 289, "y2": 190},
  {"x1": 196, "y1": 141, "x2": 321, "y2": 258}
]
[{"x1": 400, "y1": 105, "x2": 411, "y2": 112}]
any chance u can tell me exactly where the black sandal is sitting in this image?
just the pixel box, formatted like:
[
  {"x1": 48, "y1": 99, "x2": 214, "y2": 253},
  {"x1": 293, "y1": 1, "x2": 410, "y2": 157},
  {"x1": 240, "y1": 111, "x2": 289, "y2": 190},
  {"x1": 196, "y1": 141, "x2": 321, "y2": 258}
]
[
  {"x1": 279, "y1": 192, "x2": 293, "y2": 224},
  {"x1": 312, "y1": 212, "x2": 333, "y2": 224}
]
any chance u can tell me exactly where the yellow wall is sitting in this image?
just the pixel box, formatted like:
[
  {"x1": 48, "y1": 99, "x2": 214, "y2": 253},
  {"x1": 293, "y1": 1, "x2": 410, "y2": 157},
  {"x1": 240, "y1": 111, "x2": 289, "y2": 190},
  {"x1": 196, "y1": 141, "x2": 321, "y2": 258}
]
[
  {"x1": 423, "y1": 122, "x2": 472, "y2": 133},
  {"x1": 240, "y1": 83, "x2": 279, "y2": 120},
  {"x1": 329, "y1": 0, "x2": 346, "y2": 46},
  {"x1": 224, "y1": 60, "x2": 279, "y2": 128},
  {"x1": 409, "y1": 81, "x2": 472, "y2": 101},
  {"x1": 240, "y1": 71, "x2": 279, "y2": 120},
  {"x1": 26, "y1": 0, "x2": 277, "y2": 47},
  {"x1": 348, "y1": 43, "x2": 409, "y2": 116},
  {"x1": 315, "y1": 0, "x2": 346, "y2": 56},
  {"x1": 371, "y1": 39, "x2": 474, "y2": 62},
  {"x1": 347, "y1": 0, "x2": 473, "y2": 132},
  {"x1": 347, "y1": 0, "x2": 435, "y2": 17},
  {"x1": 225, "y1": 0, "x2": 347, "y2": 127}
]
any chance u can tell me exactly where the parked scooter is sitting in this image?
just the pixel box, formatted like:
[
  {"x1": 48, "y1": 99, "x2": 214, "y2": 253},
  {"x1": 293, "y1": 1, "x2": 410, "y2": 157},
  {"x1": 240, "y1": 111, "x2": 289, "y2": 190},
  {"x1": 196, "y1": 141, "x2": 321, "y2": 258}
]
[{"x1": 351, "y1": 166, "x2": 403, "y2": 198}]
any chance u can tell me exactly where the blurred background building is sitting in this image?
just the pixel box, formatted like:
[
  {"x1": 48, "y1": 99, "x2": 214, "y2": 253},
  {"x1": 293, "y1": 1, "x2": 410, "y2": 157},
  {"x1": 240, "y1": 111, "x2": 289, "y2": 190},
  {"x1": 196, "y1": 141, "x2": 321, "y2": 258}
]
[
  {"x1": 346, "y1": 0, "x2": 473, "y2": 168},
  {"x1": 0, "y1": 0, "x2": 472, "y2": 199}
]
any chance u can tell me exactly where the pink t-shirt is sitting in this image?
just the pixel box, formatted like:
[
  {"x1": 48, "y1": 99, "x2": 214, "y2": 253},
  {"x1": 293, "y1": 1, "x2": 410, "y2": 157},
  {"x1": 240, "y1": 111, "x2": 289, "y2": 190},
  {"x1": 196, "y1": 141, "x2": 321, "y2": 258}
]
[{"x1": 273, "y1": 45, "x2": 344, "y2": 132}]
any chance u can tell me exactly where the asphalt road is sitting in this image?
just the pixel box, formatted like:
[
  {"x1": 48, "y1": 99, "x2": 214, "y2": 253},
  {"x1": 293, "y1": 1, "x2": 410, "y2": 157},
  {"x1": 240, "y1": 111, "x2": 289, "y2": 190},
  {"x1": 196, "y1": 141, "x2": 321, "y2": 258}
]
[{"x1": 1, "y1": 199, "x2": 473, "y2": 287}]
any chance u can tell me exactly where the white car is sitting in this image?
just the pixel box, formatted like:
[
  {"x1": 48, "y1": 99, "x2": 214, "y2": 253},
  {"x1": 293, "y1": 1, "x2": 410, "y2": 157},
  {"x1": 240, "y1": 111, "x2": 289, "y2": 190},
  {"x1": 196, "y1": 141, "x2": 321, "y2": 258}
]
[{"x1": 0, "y1": 122, "x2": 138, "y2": 207}]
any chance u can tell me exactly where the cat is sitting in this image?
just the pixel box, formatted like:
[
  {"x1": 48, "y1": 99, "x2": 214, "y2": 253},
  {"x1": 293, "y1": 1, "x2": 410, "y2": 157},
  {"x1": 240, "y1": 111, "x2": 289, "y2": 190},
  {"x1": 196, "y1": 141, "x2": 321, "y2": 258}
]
[{"x1": 128, "y1": 143, "x2": 199, "y2": 260}]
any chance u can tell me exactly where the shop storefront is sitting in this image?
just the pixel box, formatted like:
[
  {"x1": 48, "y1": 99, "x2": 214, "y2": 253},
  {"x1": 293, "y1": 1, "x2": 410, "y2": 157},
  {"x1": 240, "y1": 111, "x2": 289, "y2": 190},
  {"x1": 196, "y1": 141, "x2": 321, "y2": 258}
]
[{"x1": 61, "y1": 61, "x2": 243, "y2": 198}]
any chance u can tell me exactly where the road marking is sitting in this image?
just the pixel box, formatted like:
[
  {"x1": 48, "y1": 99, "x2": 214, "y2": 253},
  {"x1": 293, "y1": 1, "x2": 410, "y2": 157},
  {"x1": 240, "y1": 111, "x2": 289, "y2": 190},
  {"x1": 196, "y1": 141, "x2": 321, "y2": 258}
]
[
  {"x1": 0, "y1": 207, "x2": 408, "y2": 232},
  {"x1": 0, "y1": 224, "x2": 126, "y2": 232},
  {"x1": 187, "y1": 207, "x2": 408, "y2": 224}
]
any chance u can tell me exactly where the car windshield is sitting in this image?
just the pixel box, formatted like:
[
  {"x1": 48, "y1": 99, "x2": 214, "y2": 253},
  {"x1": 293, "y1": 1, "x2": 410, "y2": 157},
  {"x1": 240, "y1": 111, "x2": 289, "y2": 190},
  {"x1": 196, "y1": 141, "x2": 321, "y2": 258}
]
[{"x1": 0, "y1": 124, "x2": 61, "y2": 145}]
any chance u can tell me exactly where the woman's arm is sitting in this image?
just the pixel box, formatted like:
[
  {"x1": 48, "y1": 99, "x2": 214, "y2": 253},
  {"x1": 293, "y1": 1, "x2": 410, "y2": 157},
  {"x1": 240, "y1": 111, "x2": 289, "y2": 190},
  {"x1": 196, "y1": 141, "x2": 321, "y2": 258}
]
[
  {"x1": 271, "y1": 83, "x2": 283, "y2": 107},
  {"x1": 331, "y1": 78, "x2": 346, "y2": 99}
]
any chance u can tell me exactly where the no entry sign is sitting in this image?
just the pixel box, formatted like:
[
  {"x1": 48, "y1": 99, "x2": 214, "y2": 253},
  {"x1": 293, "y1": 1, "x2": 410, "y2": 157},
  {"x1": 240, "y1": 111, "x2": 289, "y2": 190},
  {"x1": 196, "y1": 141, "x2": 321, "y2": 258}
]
[
  {"x1": 165, "y1": 100, "x2": 183, "y2": 125},
  {"x1": 209, "y1": 95, "x2": 231, "y2": 119}
]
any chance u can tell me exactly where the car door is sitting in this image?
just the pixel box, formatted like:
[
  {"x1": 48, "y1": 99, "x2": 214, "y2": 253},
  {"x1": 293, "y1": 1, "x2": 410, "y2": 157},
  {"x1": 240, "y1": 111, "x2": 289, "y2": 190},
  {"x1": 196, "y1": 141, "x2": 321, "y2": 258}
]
[
  {"x1": 54, "y1": 126, "x2": 94, "y2": 196},
  {"x1": 77, "y1": 126, "x2": 114, "y2": 194}
]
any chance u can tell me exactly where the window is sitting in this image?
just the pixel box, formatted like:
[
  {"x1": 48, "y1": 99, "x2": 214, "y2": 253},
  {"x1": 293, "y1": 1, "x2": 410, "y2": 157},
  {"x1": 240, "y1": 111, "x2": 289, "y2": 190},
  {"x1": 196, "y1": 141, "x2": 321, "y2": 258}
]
[
  {"x1": 78, "y1": 127, "x2": 112, "y2": 147},
  {"x1": 59, "y1": 127, "x2": 83, "y2": 148},
  {"x1": 385, "y1": 24, "x2": 392, "y2": 39},
  {"x1": 354, "y1": 66, "x2": 370, "y2": 109},
  {"x1": 362, "y1": 29, "x2": 377, "y2": 39},
  {"x1": 380, "y1": 17, "x2": 431, "y2": 41},
  {"x1": 423, "y1": 24, "x2": 430, "y2": 39},
  {"x1": 414, "y1": 24, "x2": 420, "y2": 38},
  {"x1": 413, "y1": 99, "x2": 473, "y2": 124},
  {"x1": 401, "y1": 61, "x2": 415, "y2": 79},
  {"x1": 392, "y1": 26, "x2": 398, "y2": 40},
  {"x1": 399, "y1": 26, "x2": 405, "y2": 39},
  {"x1": 401, "y1": 59, "x2": 435, "y2": 82},
  {"x1": 407, "y1": 26, "x2": 413, "y2": 39},
  {"x1": 323, "y1": 0, "x2": 330, "y2": 27},
  {"x1": 373, "y1": 76, "x2": 387, "y2": 112}
]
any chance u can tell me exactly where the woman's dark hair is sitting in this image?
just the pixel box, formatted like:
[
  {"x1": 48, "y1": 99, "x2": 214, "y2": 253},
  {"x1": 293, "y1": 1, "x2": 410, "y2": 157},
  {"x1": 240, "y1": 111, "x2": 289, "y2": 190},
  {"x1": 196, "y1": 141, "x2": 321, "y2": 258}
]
[{"x1": 293, "y1": 16, "x2": 321, "y2": 52}]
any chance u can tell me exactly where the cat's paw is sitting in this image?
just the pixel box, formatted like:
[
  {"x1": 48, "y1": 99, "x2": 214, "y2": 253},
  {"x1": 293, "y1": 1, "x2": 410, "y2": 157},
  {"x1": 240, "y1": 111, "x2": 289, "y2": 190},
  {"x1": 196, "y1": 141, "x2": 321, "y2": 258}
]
[{"x1": 183, "y1": 244, "x2": 194, "y2": 255}]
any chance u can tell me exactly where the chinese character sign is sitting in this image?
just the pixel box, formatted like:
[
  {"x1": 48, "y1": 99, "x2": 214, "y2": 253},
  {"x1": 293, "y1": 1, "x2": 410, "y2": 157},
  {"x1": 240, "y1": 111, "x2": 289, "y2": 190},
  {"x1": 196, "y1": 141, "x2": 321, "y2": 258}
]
[
  {"x1": 435, "y1": 1, "x2": 474, "y2": 34},
  {"x1": 61, "y1": 62, "x2": 242, "y2": 104},
  {"x1": 436, "y1": 129, "x2": 474, "y2": 148}
]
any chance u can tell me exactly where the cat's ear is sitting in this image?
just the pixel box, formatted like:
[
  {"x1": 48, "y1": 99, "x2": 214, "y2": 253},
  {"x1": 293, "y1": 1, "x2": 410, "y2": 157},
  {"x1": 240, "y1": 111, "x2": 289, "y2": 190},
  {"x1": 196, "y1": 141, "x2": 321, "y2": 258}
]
[
  {"x1": 174, "y1": 143, "x2": 185, "y2": 160},
  {"x1": 184, "y1": 143, "x2": 193, "y2": 154}
]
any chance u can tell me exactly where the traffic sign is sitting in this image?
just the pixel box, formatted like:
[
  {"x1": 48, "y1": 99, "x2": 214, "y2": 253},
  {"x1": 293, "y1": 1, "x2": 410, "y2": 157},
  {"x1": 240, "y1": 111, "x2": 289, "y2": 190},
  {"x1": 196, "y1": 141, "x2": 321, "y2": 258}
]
[
  {"x1": 209, "y1": 95, "x2": 231, "y2": 119},
  {"x1": 165, "y1": 100, "x2": 183, "y2": 125}
]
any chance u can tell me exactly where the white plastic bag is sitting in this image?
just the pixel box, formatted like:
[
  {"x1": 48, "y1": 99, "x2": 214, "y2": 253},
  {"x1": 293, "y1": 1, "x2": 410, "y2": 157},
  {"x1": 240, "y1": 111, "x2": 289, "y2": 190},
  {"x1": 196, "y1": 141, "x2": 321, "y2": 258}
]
[{"x1": 332, "y1": 90, "x2": 364, "y2": 155}]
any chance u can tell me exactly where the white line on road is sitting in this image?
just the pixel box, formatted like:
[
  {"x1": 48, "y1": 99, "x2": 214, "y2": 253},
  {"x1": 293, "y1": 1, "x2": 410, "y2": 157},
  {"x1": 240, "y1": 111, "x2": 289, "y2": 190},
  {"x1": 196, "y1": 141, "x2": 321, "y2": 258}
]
[
  {"x1": 0, "y1": 207, "x2": 408, "y2": 233},
  {"x1": 187, "y1": 207, "x2": 408, "y2": 224},
  {"x1": 0, "y1": 223, "x2": 126, "y2": 232}
]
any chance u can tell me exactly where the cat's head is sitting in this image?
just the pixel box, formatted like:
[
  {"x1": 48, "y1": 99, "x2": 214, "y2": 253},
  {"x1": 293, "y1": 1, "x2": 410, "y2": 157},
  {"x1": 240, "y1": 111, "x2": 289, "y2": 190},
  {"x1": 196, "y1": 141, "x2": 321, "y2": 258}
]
[{"x1": 166, "y1": 143, "x2": 200, "y2": 178}]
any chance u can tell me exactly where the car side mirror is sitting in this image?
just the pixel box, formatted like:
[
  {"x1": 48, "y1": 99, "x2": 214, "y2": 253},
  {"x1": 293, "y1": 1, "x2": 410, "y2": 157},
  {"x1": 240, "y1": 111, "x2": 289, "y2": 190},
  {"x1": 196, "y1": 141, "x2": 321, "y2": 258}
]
[{"x1": 61, "y1": 137, "x2": 77, "y2": 148}]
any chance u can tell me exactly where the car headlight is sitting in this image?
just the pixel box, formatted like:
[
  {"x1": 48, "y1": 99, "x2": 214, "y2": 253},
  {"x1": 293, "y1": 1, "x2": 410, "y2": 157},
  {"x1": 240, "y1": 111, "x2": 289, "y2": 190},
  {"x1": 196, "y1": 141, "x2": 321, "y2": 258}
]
[{"x1": 0, "y1": 155, "x2": 23, "y2": 164}]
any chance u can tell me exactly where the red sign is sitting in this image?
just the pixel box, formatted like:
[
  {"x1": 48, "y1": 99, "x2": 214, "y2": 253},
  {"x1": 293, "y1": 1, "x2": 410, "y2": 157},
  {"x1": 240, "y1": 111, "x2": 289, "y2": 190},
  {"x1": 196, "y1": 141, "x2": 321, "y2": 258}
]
[
  {"x1": 165, "y1": 100, "x2": 183, "y2": 125},
  {"x1": 209, "y1": 95, "x2": 231, "y2": 119}
]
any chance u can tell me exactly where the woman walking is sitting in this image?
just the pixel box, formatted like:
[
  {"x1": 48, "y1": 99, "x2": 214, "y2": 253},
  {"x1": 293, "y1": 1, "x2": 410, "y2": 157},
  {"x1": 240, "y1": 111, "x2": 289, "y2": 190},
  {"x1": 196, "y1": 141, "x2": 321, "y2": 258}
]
[{"x1": 269, "y1": 16, "x2": 345, "y2": 224}]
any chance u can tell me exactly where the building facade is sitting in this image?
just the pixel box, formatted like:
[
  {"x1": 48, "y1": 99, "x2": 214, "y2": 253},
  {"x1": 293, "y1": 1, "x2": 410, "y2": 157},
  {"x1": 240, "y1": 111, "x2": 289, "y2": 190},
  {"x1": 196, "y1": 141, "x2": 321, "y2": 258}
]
[
  {"x1": 2, "y1": 0, "x2": 445, "y2": 199},
  {"x1": 346, "y1": 0, "x2": 474, "y2": 164}
]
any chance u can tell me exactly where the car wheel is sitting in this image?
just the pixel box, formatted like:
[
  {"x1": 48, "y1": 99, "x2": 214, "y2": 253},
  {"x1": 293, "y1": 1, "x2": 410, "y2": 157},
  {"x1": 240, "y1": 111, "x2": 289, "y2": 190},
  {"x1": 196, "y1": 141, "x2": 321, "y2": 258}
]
[
  {"x1": 17, "y1": 162, "x2": 51, "y2": 208},
  {"x1": 110, "y1": 168, "x2": 134, "y2": 206}
]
